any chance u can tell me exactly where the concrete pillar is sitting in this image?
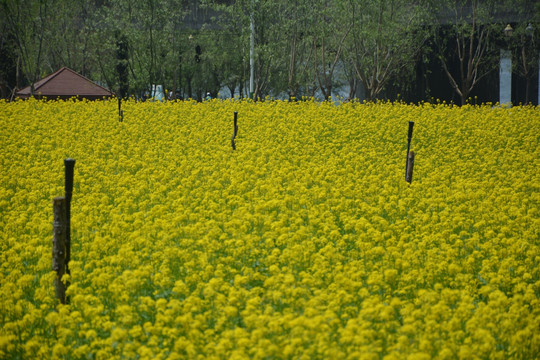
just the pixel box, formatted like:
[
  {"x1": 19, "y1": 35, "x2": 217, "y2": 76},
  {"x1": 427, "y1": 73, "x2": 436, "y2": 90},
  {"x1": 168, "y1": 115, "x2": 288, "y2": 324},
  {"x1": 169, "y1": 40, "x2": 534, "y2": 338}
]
[{"x1": 499, "y1": 49, "x2": 512, "y2": 106}]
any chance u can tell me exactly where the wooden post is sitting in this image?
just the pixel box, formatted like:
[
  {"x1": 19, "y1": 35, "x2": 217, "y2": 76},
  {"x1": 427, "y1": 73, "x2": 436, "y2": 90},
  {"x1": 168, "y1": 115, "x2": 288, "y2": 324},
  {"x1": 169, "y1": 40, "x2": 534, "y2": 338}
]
[
  {"x1": 64, "y1": 159, "x2": 75, "y2": 282},
  {"x1": 231, "y1": 111, "x2": 238, "y2": 150},
  {"x1": 53, "y1": 197, "x2": 67, "y2": 304},
  {"x1": 406, "y1": 151, "x2": 415, "y2": 183},
  {"x1": 118, "y1": 98, "x2": 123, "y2": 122},
  {"x1": 405, "y1": 121, "x2": 414, "y2": 181}
]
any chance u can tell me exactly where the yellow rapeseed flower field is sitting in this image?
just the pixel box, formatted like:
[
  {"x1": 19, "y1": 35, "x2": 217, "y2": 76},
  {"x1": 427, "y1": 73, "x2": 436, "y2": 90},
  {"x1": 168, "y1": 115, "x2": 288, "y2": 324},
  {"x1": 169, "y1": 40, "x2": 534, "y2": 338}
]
[{"x1": 0, "y1": 98, "x2": 539, "y2": 359}]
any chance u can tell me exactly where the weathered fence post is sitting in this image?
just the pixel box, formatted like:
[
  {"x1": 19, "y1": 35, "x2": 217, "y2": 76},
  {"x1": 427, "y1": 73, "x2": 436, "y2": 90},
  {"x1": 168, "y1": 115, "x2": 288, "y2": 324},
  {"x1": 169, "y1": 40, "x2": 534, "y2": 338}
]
[
  {"x1": 64, "y1": 158, "x2": 75, "y2": 304},
  {"x1": 53, "y1": 197, "x2": 67, "y2": 304},
  {"x1": 231, "y1": 111, "x2": 238, "y2": 150},
  {"x1": 64, "y1": 159, "x2": 75, "y2": 278},
  {"x1": 406, "y1": 151, "x2": 415, "y2": 183},
  {"x1": 405, "y1": 121, "x2": 414, "y2": 181},
  {"x1": 118, "y1": 98, "x2": 123, "y2": 122}
]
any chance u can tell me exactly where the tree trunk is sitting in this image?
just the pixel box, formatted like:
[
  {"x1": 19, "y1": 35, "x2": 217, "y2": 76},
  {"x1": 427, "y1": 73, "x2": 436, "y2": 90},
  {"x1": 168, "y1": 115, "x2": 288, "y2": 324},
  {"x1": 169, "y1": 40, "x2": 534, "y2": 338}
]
[
  {"x1": 525, "y1": 77, "x2": 530, "y2": 105},
  {"x1": 186, "y1": 76, "x2": 192, "y2": 99}
]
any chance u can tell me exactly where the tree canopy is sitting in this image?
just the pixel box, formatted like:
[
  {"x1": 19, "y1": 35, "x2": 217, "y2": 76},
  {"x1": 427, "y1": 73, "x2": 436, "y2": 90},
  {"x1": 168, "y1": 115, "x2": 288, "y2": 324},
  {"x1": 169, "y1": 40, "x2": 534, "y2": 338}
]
[{"x1": 1, "y1": 0, "x2": 538, "y2": 103}]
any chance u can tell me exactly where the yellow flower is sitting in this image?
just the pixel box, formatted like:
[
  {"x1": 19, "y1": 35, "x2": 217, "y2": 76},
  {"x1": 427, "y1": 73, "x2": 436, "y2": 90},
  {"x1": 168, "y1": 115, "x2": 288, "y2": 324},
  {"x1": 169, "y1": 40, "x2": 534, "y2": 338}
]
[{"x1": 0, "y1": 100, "x2": 538, "y2": 359}]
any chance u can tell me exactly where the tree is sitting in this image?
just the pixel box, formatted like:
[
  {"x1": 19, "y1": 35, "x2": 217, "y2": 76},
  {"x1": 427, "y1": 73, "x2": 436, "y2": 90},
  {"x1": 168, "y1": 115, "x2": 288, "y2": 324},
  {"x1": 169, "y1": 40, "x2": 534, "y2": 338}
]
[
  {"x1": 204, "y1": 0, "x2": 293, "y2": 99},
  {"x1": 271, "y1": 0, "x2": 316, "y2": 100},
  {"x1": 506, "y1": 1, "x2": 540, "y2": 105},
  {"x1": 85, "y1": 5, "x2": 117, "y2": 92},
  {"x1": 1, "y1": 0, "x2": 50, "y2": 95},
  {"x1": 116, "y1": 32, "x2": 129, "y2": 99},
  {"x1": 432, "y1": 0, "x2": 503, "y2": 105},
  {"x1": 164, "y1": 1, "x2": 189, "y2": 100},
  {"x1": 43, "y1": 0, "x2": 94, "y2": 76},
  {"x1": 310, "y1": 0, "x2": 351, "y2": 100},
  {"x1": 197, "y1": 26, "x2": 244, "y2": 98},
  {"x1": 342, "y1": 0, "x2": 428, "y2": 101},
  {"x1": 511, "y1": 23, "x2": 538, "y2": 104},
  {"x1": 0, "y1": 22, "x2": 18, "y2": 99},
  {"x1": 121, "y1": 0, "x2": 170, "y2": 96}
]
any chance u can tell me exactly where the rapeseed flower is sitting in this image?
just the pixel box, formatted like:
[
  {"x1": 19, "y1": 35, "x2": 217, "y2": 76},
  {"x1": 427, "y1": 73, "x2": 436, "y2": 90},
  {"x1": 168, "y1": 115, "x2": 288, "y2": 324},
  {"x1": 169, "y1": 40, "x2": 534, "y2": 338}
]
[{"x1": 0, "y1": 99, "x2": 538, "y2": 358}]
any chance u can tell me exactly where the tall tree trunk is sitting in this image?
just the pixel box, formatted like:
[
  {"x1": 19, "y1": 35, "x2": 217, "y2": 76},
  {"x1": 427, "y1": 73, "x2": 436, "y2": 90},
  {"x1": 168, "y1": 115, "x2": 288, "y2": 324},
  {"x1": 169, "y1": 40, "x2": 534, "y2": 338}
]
[
  {"x1": 30, "y1": 0, "x2": 47, "y2": 96},
  {"x1": 186, "y1": 76, "x2": 192, "y2": 99}
]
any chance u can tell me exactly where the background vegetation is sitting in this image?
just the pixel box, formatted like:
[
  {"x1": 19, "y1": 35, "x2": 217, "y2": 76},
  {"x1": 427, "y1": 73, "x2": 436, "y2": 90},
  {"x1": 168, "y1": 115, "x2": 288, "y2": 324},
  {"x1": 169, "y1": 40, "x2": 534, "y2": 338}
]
[{"x1": 1, "y1": 0, "x2": 539, "y2": 103}]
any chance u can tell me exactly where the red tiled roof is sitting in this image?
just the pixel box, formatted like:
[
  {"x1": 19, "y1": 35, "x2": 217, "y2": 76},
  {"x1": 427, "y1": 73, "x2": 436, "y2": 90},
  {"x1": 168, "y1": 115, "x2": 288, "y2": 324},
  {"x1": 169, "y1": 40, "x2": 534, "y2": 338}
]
[{"x1": 16, "y1": 67, "x2": 113, "y2": 99}]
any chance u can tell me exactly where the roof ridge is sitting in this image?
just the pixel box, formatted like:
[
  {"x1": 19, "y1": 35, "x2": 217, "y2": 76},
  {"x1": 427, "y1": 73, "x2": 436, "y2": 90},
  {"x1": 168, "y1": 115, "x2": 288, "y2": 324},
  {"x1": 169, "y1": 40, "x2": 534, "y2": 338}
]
[
  {"x1": 15, "y1": 67, "x2": 113, "y2": 98},
  {"x1": 31, "y1": 67, "x2": 67, "y2": 92},
  {"x1": 61, "y1": 67, "x2": 112, "y2": 93}
]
